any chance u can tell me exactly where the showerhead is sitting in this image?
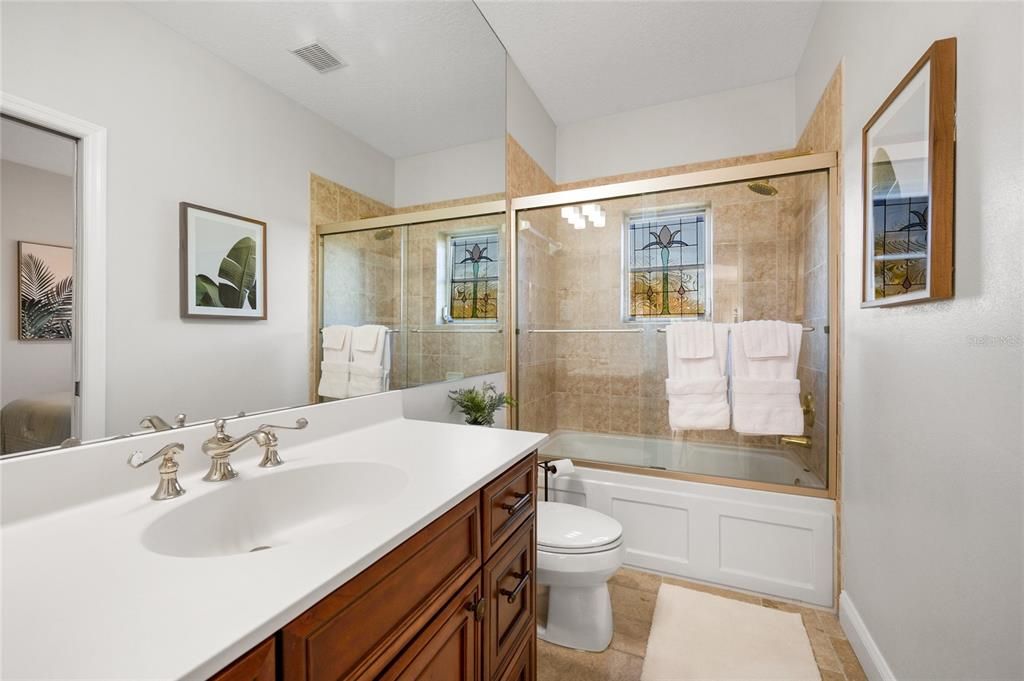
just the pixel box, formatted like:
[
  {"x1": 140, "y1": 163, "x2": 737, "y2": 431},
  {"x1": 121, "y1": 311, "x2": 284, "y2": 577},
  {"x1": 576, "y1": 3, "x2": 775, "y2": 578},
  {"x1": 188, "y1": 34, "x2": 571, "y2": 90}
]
[
  {"x1": 747, "y1": 179, "x2": 779, "y2": 197},
  {"x1": 373, "y1": 228, "x2": 394, "y2": 241}
]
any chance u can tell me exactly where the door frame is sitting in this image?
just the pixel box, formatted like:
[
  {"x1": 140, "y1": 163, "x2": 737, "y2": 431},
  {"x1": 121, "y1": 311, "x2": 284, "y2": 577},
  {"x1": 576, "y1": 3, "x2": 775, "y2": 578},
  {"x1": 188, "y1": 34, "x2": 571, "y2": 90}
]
[{"x1": 1, "y1": 93, "x2": 107, "y2": 441}]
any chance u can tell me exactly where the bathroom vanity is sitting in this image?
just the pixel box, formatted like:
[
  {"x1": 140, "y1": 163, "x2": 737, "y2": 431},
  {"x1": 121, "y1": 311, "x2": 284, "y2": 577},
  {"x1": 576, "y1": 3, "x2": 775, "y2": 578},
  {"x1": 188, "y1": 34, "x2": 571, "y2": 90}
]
[
  {"x1": 0, "y1": 393, "x2": 546, "y2": 680},
  {"x1": 214, "y1": 453, "x2": 537, "y2": 681}
]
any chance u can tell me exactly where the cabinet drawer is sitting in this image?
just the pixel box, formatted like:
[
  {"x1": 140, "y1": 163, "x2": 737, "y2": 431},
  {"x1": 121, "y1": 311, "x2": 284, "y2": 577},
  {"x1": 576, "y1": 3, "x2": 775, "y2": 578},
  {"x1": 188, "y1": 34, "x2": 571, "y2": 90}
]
[
  {"x1": 211, "y1": 638, "x2": 275, "y2": 681},
  {"x1": 483, "y1": 519, "x2": 535, "y2": 680},
  {"x1": 379, "y1": 576, "x2": 482, "y2": 681},
  {"x1": 281, "y1": 494, "x2": 481, "y2": 681},
  {"x1": 481, "y1": 453, "x2": 536, "y2": 560},
  {"x1": 494, "y1": 632, "x2": 534, "y2": 681}
]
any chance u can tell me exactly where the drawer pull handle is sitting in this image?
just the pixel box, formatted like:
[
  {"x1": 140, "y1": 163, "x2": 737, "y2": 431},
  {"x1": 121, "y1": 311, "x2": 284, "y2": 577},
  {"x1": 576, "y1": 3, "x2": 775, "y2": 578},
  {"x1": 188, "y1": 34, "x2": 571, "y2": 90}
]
[
  {"x1": 500, "y1": 570, "x2": 532, "y2": 604},
  {"x1": 501, "y1": 492, "x2": 532, "y2": 516},
  {"x1": 466, "y1": 596, "x2": 486, "y2": 622}
]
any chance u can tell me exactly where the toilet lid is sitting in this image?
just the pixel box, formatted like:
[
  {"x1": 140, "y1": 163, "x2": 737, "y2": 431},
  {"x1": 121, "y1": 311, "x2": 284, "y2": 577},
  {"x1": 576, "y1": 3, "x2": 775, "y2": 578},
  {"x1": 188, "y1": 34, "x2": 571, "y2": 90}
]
[{"x1": 537, "y1": 501, "x2": 622, "y2": 551}]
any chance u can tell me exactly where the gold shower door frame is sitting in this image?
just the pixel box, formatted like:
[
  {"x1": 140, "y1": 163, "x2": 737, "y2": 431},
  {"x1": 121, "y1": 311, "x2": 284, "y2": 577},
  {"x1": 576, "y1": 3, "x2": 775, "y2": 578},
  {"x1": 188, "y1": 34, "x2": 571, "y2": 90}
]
[{"x1": 506, "y1": 152, "x2": 840, "y2": 500}]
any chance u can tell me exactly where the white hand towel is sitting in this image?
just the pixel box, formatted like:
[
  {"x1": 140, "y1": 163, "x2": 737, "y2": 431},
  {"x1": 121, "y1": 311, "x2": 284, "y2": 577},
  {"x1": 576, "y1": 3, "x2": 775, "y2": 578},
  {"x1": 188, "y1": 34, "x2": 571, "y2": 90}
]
[
  {"x1": 348, "y1": 325, "x2": 390, "y2": 396},
  {"x1": 664, "y1": 323, "x2": 730, "y2": 430},
  {"x1": 739, "y1": 320, "x2": 790, "y2": 359},
  {"x1": 317, "y1": 361, "x2": 349, "y2": 399},
  {"x1": 322, "y1": 325, "x2": 353, "y2": 365},
  {"x1": 352, "y1": 325, "x2": 381, "y2": 352},
  {"x1": 673, "y1": 321, "x2": 715, "y2": 359},
  {"x1": 731, "y1": 321, "x2": 804, "y2": 435}
]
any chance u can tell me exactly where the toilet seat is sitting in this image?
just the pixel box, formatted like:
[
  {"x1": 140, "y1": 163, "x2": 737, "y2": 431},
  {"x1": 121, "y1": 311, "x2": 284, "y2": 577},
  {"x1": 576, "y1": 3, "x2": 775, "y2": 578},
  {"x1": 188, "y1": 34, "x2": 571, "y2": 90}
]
[{"x1": 537, "y1": 501, "x2": 623, "y2": 554}]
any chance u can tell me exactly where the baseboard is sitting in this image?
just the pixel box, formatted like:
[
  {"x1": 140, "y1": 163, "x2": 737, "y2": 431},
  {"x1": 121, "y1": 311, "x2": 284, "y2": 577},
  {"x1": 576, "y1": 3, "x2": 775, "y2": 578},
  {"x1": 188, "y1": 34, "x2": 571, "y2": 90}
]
[{"x1": 839, "y1": 591, "x2": 897, "y2": 681}]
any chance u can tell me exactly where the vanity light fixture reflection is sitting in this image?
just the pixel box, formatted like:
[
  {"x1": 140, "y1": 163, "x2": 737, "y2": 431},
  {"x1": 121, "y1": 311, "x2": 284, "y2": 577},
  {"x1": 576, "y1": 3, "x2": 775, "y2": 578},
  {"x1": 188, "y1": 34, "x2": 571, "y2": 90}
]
[{"x1": 563, "y1": 204, "x2": 606, "y2": 230}]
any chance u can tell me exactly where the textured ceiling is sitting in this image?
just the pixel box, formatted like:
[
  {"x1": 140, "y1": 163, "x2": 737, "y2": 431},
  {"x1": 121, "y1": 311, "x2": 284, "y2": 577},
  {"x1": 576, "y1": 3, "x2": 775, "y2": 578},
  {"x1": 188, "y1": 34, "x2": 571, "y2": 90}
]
[
  {"x1": 476, "y1": 0, "x2": 821, "y2": 125},
  {"x1": 138, "y1": 2, "x2": 506, "y2": 159},
  {"x1": 1, "y1": 117, "x2": 76, "y2": 176}
]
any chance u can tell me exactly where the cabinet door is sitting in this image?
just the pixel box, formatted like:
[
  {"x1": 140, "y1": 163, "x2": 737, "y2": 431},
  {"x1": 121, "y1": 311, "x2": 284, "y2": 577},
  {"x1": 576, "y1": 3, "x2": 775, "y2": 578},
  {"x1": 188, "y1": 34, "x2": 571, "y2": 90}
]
[
  {"x1": 482, "y1": 520, "x2": 535, "y2": 680},
  {"x1": 379, "y1": 577, "x2": 482, "y2": 681},
  {"x1": 494, "y1": 633, "x2": 534, "y2": 681},
  {"x1": 210, "y1": 638, "x2": 275, "y2": 681},
  {"x1": 282, "y1": 495, "x2": 481, "y2": 681}
]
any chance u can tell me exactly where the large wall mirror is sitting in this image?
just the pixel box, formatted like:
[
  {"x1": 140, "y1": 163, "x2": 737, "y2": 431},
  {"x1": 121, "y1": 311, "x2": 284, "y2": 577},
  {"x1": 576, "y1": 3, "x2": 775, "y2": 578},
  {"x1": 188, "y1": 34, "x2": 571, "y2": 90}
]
[{"x1": 0, "y1": 1, "x2": 506, "y2": 457}]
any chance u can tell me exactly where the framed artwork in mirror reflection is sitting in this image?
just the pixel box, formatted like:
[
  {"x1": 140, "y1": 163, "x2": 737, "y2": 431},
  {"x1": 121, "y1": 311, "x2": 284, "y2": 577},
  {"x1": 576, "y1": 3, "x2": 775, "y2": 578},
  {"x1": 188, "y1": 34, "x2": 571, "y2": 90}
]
[
  {"x1": 18, "y1": 241, "x2": 73, "y2": 341},
  {"x1": 179, "y1": 202, "x2": 267, "y2": 320}
]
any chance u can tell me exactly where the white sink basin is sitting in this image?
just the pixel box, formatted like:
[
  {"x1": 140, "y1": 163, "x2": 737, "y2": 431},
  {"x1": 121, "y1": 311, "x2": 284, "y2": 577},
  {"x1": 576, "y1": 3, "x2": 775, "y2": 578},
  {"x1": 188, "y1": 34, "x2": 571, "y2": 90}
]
[{"x1": 141, "y1": 462, "x2": 408, "y2": 558}]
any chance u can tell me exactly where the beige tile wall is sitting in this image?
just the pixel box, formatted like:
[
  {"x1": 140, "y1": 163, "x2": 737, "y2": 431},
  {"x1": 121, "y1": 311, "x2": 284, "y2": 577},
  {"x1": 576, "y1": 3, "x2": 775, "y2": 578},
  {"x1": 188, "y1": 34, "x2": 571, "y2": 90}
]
[
  {"x1": 517, "y1": 181, "x2": 810, "y2": 451},
  {"x1": 509, "y1": 135, "x2": 560, "y2": 433},
  {"x1": 402, "y1": 214, "x2": 506, "y2": 387},
  {"x1": 788, "y1": 63, "x2": 843, "y2": 482}
]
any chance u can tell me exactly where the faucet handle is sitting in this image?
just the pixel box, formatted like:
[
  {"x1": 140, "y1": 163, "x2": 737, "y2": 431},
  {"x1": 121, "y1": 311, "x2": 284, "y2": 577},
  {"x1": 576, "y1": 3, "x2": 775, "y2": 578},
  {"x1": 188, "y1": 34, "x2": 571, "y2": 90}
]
[
  {"x1": 128, "y1": 442, "x2": 183, "y2": 468},
  {"x1": 254, "y1": 418, "x2": 309, "y2": 468},
  {"x1": 128, "y1": 442, "x2": 186, "y2": 501},
  {"x1": 258, "y1": 417, "x2": 308, "y2": 432}
]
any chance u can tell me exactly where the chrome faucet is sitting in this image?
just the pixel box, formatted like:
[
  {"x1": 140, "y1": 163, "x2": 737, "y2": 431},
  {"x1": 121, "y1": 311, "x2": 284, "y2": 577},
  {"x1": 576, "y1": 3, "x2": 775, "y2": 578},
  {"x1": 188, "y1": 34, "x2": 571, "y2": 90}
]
[
  {"x1": 139, "y1": 413, "x2": 187, "y2": 432},
  {"x1": 128, "y1": 442, "x2": 186, "y2": 500},
  {"x1": 200, "y1": 417, "x2": 309, "y2": 481}
]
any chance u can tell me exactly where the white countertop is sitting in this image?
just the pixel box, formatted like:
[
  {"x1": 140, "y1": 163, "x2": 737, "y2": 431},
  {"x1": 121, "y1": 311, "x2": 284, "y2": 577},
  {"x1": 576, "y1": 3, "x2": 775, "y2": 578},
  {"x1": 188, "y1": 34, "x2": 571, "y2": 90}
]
[{"x1": 0, "y1": 414, "x2": 547, "y2": 680}]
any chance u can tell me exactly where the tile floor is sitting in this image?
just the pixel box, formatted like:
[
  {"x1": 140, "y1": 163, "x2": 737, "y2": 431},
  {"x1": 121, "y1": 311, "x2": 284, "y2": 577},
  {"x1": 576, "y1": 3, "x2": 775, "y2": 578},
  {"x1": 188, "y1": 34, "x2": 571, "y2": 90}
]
[{"x1": 537, "y1": 568, "x2": 868, "y2": 681}]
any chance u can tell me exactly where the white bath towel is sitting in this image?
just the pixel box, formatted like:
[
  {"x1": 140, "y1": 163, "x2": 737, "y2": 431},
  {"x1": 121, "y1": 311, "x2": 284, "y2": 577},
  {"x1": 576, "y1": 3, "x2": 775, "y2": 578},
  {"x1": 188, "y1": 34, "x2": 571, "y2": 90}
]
[
  {"x1": 317, "y1": 361, "x2": 349, "y2": 400},
  {"x1": 731, "y1": 321, "x2": 804, "y2": 435},
  {"x1": 665, "y1": 322, "x2": 730, "y2": 430},
  {"x1": 348, "y1": 325, "x2": 390, "y2": 397},
  {"x1": 321, "y1": 325, "x2": 353, "y2": 365}
]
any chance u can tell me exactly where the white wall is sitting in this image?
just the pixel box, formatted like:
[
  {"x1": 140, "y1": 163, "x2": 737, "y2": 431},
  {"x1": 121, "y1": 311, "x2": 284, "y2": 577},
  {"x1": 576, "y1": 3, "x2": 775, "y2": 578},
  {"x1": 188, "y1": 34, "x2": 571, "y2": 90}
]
[
  {"x1": 555, "y1": 78, "x2": 796, "y2": 184},
  {"x1": 796, "y1": 3, "x2": 1023, "y2": 679},
  {"x1": 393, "y1": 137, "x2": 505, "y2": 208},
  {"x1": 1, "y1": 2, "x2": 396, "y2": 435},
  {"x1": 0, "y1": 160, "x2": 75, "y2": 406},
  {"x1": 506, "y1": 59, "x2": 557, "y2": 180}
]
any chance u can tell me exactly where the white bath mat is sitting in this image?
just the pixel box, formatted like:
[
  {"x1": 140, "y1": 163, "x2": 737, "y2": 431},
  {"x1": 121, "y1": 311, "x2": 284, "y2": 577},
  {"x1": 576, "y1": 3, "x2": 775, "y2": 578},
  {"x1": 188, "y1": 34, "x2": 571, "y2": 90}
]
[{"x1": 640, "y1": 583, "x2": 820, "y2": 681}]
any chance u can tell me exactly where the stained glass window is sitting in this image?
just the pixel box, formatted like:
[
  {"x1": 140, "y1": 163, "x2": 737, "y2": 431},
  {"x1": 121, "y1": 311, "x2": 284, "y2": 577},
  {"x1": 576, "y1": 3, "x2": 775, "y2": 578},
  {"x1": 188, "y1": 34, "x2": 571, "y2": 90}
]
[
  {"x1": 448, "y1": 231, "x2": 499, "y2": 321},
  {"x1": 626, "y1": 211, "x2": 708, "y2": 319},
  {"x1": 872, "y1": 196, "x2": 928, "y2": 298}
]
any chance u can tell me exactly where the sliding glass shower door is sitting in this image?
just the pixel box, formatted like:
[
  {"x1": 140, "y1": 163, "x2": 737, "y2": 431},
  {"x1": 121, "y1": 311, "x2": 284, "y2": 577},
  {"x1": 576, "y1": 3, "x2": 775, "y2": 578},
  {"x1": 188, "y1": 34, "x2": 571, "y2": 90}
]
[{"x1": 513, "y1": 160, "x2": 834, "y2": 494}]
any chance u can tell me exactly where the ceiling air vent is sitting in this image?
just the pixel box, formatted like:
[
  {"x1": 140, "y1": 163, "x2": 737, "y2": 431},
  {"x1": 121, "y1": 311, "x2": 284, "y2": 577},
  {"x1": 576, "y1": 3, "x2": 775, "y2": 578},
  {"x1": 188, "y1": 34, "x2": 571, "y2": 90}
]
[{"x1": 291, "y1": 42, "x2": 346, "y2": 74}]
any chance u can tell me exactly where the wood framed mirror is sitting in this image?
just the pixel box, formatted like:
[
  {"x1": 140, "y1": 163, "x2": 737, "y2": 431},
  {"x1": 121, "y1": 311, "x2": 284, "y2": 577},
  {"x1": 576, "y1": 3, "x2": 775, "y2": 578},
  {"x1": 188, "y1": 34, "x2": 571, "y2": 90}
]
[{"x1": 862, "y1": 37, "x2": 956, "y2": 307}]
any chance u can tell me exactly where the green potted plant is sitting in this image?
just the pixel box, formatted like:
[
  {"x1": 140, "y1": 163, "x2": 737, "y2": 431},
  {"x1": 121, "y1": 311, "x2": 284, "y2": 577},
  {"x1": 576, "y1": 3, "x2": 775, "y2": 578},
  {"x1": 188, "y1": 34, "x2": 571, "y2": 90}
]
[{"x1": 448, "y1": 382, "x2": 516, "y2": 427}]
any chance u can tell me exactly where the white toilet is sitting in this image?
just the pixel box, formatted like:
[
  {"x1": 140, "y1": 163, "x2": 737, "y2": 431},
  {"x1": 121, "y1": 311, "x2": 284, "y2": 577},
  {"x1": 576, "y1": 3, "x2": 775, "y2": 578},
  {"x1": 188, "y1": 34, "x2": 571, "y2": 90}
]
[{"x1": 536, "y1": 501, "x2": 625, "y2": 652}]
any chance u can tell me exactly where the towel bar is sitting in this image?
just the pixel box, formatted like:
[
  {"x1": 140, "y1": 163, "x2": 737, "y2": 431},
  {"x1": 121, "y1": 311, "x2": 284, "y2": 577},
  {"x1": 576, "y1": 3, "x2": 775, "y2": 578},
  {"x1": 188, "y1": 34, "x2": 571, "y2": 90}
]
[
  {"x1": 527, "y1": 328, "x2": 644, "y2": 334},
  {"x1": 319, "y1": 327, "x2": 400, "y2": 334},
  {"x1": 655, "y1": 325, "x2": 815, "y2": 333},
  {"x1": 408, "y1": 328, "x2": 503, "y2": 334}
]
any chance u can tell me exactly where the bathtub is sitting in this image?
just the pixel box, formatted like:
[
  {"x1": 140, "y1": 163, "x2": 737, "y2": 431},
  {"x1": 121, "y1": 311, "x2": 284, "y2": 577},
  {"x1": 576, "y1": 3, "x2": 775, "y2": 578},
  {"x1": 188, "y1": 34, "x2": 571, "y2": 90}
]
[
  {"x1": 538, "y1": 431, "x2": 835, "y2": 607},
  {"x1": 540, "y1": 430, "x2": 824, "y2": 489}
]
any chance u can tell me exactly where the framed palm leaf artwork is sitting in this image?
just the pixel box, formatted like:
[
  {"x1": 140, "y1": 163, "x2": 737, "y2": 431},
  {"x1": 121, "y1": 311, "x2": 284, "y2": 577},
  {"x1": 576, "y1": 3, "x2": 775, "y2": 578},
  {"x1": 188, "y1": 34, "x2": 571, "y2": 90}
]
[
  {"x1": 179, "y1": 203, "x2": 267, "y2": 320},
  {"x1": 18, "y1": 241, "x2": 73, "y2": 341}
]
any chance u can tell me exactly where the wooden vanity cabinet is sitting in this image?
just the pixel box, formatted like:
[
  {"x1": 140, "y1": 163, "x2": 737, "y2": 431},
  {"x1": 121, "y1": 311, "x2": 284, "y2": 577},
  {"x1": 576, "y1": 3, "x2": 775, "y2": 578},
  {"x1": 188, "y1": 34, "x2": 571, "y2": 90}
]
[
  {"x1": 218, "y1": 452, "x2": 537, "y2": 681},
  {"x1": 210, "y1": 638, "x2": 275, "y2": 681}
]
